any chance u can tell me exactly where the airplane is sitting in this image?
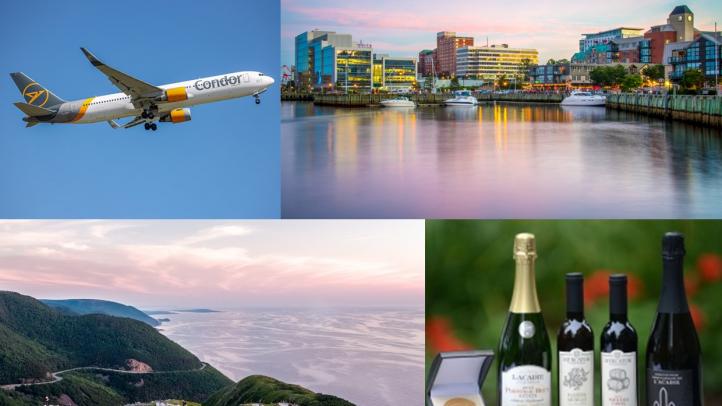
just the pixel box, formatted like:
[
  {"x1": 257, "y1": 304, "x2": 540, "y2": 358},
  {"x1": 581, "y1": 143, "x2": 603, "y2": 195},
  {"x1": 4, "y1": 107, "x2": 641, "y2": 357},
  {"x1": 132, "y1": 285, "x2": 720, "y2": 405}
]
[{"x1": 10, "y1": 47, "x2": 274, "y2": 131}]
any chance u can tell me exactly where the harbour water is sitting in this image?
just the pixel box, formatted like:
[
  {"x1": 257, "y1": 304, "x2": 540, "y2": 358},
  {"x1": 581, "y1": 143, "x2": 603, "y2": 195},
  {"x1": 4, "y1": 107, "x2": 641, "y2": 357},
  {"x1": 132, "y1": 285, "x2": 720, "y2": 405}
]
[
  {"x1": 282, "y1": 102, "x2": 722, "y2": 218},
  {"x1": 159, "y1": 308, "x2": 424, "y2": 406}
]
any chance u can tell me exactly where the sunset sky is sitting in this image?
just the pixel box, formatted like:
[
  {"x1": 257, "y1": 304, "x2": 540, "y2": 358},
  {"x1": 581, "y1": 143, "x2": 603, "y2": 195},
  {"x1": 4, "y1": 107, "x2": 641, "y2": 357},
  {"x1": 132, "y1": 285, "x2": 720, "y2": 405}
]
[
  {"x1": 0, "y1": 221, "x2": 424, "y2": 309},
  {"x1": 281, "y1": 0, "x2": 721, "y2": 65}
]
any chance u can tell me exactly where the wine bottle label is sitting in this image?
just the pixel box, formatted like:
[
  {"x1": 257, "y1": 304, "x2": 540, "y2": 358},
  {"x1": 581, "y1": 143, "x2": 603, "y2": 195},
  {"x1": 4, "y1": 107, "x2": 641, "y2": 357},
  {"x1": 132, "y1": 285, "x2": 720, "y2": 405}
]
[
  {"x1": 559, "y1": 349, "x2": 594, "y2": 406},
  {"x1": 501, "y1": 365, "x2": 551, "y2": 406},
  {"x1": 646, "y1": 369, "x2": 693, "y2": 406},
  {"x1": 601, "y1": 350, "x2": 637, "y2": 406}
]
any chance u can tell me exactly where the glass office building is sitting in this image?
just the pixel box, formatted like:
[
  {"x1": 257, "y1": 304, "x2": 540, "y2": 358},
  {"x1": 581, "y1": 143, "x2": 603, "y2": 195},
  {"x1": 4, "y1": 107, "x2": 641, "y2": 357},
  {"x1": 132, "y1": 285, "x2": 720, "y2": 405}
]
[
  {"x1": 456, "y1": 45, "x2": 538, "y2": 80},
  {"x1": 382, "y1": 58, "x2": 417, "y2": 90},
  {"x1": 335, "y1": 48, "x2": 373, "y2": 93}
]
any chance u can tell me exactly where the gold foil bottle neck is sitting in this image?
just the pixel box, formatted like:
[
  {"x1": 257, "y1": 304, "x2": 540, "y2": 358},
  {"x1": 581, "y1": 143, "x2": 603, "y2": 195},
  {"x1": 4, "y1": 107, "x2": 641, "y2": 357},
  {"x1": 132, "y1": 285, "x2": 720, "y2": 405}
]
[
  {"x1": 513, "y1": 233, "x2": 536, "y2": 259},
  {"x1": 509, "y1": 233, "x2": 541, "y2": 313}
]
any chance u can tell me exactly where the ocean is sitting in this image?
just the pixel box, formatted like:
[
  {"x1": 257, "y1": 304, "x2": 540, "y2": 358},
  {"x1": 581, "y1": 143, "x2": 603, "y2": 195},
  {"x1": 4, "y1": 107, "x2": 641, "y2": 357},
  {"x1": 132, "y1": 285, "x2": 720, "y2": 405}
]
[{"x1": 158, "y1": 307, "x2": 424, "y2": 406}]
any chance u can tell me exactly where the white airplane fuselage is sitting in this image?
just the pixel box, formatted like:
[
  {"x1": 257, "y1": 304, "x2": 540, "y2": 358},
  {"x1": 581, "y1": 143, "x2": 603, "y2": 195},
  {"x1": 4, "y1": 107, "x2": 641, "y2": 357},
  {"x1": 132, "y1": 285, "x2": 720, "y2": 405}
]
[{"x1": 62, "y1": 71, "x2": 273, "y2": 124}]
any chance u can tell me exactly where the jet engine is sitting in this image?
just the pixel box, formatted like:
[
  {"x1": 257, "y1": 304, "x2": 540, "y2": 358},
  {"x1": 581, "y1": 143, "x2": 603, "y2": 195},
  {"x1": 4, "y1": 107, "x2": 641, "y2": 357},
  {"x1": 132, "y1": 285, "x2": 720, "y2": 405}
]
[
  {"x1": 158, "y1": 87, "x2": 190, "y2": 102},
  {"x1": 160, "y1": 108, "x2": 192, "y2": 123}
]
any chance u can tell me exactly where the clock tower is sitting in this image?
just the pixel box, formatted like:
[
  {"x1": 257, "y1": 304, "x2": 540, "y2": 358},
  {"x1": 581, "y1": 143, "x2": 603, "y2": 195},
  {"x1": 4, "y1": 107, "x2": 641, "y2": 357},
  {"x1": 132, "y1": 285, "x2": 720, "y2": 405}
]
[{"x1": 668, "y1": 5, "x2": 694, "y2": 42}]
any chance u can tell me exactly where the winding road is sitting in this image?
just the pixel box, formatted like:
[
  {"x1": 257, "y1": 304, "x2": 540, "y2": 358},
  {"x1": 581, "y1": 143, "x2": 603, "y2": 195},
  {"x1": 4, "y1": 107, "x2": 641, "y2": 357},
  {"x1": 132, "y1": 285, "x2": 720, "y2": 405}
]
[{"x1": 0, "y1": 362, "x2": 207, "y2": 390}]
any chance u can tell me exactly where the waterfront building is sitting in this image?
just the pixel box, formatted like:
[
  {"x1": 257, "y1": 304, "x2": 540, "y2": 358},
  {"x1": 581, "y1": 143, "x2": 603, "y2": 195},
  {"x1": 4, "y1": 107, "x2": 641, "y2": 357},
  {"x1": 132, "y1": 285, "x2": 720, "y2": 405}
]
[
  {"x1": 528, "y1": 62, "x2": 571, "y2": 87},
  {"x1": 668, "y1": 32, "x2": 722, "y2": 84},
  {"x1": 573, "y1": 27, "x2": 644, "y2": 63},
  {"x1": 294, "y1": 30, "x2": 374, "y2": 93},
  {"x1": 295, "y1": 30, "x2": 334, "y2": 90},
  {"x1": 326, "y1": 45, "x2": 374, "y2": 93},
  {"x1": 436, "y1": 31, "x2": 474, "y2": 77},
  {"x1": 373, "y1": 54, "x2": 417, "y2": 92},
  {"x1": 610, "y1": 37, "x2": 652, "y2": 64},
  {"x1": 645, "y1": 5, "x2": 698, "y2": 64},
  {"x1": 529, "y1": 62, "x2": 650, "y2": 87},
  {"x1": 456, "y1": 44, "x2": 538, "y2": 82},
  {"x1": 418, "y1": 49, "x2": 436, "y2": 77}
]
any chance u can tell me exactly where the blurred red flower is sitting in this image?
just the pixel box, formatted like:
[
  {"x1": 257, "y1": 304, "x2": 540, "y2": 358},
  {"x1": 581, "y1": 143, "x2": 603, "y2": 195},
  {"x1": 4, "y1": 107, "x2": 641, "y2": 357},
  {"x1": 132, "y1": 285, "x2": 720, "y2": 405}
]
[
  {"x1": 685, "y1": 274, "x2": 699, "y2": 297},
  {"x1": 426, "y1": 316, "x2": 472, "y2": 353},
  {"x1": 697, "y1": 253, "x2": 722, "y2": 282},
  {"x1": 586, "y1": 270, "x2": 642, "y2": 306},
  {"x1": 689, "y1": 303, "x2": 705, "y2": 331}
]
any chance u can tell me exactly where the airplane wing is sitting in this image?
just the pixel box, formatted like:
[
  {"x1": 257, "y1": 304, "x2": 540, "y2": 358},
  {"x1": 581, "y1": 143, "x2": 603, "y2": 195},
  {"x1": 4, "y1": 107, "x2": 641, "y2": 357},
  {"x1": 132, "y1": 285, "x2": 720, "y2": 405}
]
[
  {"x1": 120, "y1": 116, "x2": 147, "y2": 129},
  {"x1": 80, "y1": 48, "x2": 162, "y2": 100}
]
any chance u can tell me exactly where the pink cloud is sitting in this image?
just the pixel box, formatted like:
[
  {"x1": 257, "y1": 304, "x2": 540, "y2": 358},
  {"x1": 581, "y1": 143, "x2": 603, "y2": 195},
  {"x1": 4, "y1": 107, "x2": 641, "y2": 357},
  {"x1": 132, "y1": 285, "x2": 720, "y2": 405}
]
[{"x1": 0, "y1": 221, "x2": 424, "y2": 308}]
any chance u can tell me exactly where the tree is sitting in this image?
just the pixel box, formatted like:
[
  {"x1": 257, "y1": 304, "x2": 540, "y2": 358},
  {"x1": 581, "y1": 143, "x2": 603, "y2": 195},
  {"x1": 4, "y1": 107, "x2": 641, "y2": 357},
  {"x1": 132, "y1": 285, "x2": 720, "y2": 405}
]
[
  {"x1": 642, "y1": 64, "x2": 665, "y2": 83},
  {"x1": 679, "y1": 69, "x2": 705, "y2": 92},
  {"x1": 590, "y1": 65, "x2": 629, "y2": 87},
  {"x1": 621, "y1": 74, "x2": 643, "y2": 92},
  {"x1": 497, "y1": 74, "x2": 508, "y2": 89},
  {"x1": 546, "y1": 59, "x2": 556, "y2": 65},
  {"x1": 590, "y1": 67, "x2": 611, "y2": 86},
  {"x1": 520, "y1": 58, "x2": 532, "y2": 82}
]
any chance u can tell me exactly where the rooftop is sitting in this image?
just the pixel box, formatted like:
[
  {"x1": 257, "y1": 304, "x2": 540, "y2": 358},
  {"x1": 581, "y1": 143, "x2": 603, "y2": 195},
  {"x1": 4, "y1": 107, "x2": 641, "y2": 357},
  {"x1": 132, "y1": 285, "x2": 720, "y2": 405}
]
[{"x1": 670, "y1": 5, "x2": 693, "y2": 15}]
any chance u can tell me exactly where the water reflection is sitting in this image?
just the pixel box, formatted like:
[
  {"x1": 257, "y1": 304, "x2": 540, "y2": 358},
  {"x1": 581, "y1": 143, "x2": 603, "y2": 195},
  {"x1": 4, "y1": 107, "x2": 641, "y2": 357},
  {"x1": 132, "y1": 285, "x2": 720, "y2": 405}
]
[{"x1": 282, "y1": 102, "x2": 722, "y2": 218}]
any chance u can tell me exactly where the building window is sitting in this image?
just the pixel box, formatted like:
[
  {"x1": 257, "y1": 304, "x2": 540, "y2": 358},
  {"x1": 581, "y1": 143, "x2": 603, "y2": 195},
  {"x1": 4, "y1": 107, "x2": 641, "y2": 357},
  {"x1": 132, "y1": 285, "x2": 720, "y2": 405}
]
[
  {"x1": 705, "y1": 61, "x2": 717, "y2": 75},
  {"x1": 687, "y1": 45, "x2": 699, "y2": 61}
]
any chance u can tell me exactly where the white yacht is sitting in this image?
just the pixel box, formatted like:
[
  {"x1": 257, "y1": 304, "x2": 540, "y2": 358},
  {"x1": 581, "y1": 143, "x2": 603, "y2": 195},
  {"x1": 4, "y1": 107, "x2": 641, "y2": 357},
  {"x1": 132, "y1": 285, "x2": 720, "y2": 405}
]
[
  {"x1": 443, "y1": 90, "x2": 478, "y2": 106},
  {"x1": 561, "y1": 91, "x2": 606, "y2": 106},
  {"x1": 380, "y1": 97, "x2": 416, "y2": 108}
]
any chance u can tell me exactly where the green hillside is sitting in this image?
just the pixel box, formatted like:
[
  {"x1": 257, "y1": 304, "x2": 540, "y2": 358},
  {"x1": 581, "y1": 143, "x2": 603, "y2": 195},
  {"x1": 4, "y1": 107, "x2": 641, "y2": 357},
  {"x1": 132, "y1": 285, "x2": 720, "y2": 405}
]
[
  {"x1": 204, "y1": 375, "x2": 355, "y2": 406},
  {"x1": 0, "y1": 291, "x2": 200, "y2": 384},
  {"x1": 0, "y1": 291, "x2": 232, "y2": 405},
  {"x1": 42, "y1": 298, "x2": 160, "y2": 326},
  {"x1": 14, "y1": 365, "x2": 232, "y2": 406}
]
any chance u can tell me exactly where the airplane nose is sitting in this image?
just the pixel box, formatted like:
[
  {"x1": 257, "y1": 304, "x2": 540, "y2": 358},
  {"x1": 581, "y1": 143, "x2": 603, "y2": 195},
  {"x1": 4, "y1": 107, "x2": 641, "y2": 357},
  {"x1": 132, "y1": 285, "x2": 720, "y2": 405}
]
[{"x1": 265, "y1": 76, "x2": 275, "y2": 86}]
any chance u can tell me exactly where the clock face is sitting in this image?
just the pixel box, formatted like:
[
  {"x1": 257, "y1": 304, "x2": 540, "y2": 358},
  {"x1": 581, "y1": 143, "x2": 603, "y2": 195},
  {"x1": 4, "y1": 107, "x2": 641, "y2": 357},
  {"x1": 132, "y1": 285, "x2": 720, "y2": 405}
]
[
  {"x1": 678, "y1": 16, "x2": 683, "y2": 21},
  {"x1": 687, "y1": 15, "x2": 692, "y2": 21}
]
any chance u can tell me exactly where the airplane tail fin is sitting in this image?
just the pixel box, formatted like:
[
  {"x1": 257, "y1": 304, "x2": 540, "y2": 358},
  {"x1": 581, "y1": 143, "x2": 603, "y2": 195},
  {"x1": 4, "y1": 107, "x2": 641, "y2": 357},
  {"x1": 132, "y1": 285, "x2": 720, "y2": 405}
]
[
  {"x1": 13, "y1": 102, "x2": 54, "y2": 117},
  {"x1": 10, "y1": 72, "x2": 66, "y2": 108}
]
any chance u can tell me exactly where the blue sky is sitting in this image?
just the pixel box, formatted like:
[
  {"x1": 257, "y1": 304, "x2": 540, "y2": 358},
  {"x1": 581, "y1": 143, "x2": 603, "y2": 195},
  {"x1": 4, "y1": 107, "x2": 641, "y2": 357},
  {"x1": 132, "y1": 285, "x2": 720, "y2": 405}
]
[
  {"x1": 0, "y1": 0, "x2": 280, "y2": 218},
  {"x1": 282, "y1": 0, "x2": 722, "y2": 64}
]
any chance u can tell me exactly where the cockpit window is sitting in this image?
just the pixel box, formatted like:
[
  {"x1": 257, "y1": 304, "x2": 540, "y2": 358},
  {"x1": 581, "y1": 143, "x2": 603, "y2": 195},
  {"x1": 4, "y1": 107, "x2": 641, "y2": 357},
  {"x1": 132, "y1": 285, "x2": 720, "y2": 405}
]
[{"x1": 259, "y1": 73, "x2": 264, "y2": 76}]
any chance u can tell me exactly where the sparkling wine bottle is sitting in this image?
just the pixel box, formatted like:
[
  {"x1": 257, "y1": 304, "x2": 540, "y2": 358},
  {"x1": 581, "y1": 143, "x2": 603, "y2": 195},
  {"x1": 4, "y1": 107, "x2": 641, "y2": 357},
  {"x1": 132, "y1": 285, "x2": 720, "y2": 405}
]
[{"x1": 497, "y1": 233, "x2": 552, "y2": 406}]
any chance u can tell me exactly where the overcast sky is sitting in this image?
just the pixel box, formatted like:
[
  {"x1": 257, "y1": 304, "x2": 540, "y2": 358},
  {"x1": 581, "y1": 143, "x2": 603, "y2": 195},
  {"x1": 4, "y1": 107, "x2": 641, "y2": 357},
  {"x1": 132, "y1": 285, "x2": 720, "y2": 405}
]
[
  {"x1": 281, "y1": 0, "x2": 721, "y2": 65},
  {"x1": 0, "y1": 221, "x2": 424, "y2": 309}
]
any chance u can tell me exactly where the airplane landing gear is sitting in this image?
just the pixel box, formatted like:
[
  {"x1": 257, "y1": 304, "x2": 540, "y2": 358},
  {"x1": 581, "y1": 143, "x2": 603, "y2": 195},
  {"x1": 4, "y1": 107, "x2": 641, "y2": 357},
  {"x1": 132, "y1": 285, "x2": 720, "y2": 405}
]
[
  {"x1": 141, "y1": 111, "x2": 155, "y2": 119},
  {"x1": 144, "y1": 123, "x2": 158, "y2": 131},
  {"x1": 254, "y1": 95, "x2": 261, "y2": 105},
  {"x1": 144, "y1": 123, "x2": 150, "y2": 130}
]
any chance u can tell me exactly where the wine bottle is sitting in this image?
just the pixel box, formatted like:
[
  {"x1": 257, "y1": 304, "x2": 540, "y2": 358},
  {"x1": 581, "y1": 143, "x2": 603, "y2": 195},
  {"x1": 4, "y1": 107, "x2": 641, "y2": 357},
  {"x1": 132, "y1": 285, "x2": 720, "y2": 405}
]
[
  {"x1": 600, "y1": 274, "x2": 637, "y2": 406},
  {"x1": 645, "y1": 232, "x2": 703, "y2": 406},
  {"x1": 557, "y1": 273, "x2": 594, "y2": 406},
  {"x1": 497, "y1": 233, "x2": 551, "y2": 406}
]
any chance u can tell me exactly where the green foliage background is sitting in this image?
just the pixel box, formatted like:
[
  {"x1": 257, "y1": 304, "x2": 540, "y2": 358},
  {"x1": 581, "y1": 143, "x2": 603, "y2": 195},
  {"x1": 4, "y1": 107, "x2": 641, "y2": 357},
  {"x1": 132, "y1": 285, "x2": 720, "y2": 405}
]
[{"x1": 426, "y1": 220, "x2": 722, "y2": 405}]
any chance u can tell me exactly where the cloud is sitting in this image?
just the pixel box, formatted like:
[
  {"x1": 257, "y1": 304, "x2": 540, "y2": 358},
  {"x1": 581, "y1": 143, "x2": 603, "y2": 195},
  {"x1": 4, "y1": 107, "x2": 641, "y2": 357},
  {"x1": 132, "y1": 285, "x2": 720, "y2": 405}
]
[{"x1": 0, "y1": 221, "x2": 424, "y2": 308}]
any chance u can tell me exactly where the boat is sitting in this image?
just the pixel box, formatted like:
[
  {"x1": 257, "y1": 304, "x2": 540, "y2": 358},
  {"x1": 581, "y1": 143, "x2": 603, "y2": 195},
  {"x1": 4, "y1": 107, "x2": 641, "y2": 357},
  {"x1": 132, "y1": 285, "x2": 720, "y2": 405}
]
[
  {"x1": 560, "y1": 91, "x2": 606, "y2": 106},
  {"x1": 443, "y1": 90, "x2": 478, "y2": 106},
  {"x1": 380, "y1": 97, "x2": 416, "y2": 108}
]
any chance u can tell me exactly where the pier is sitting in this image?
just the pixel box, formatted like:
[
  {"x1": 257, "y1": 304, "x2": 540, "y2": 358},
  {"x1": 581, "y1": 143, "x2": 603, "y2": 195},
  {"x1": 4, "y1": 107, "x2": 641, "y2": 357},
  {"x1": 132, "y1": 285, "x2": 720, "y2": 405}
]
[
  {"x1": 607, "y1": 94, "x2": 722, "y2": 128},
  {"x1": 282, "y1": 93, "x2": 564, "y2": 107}
]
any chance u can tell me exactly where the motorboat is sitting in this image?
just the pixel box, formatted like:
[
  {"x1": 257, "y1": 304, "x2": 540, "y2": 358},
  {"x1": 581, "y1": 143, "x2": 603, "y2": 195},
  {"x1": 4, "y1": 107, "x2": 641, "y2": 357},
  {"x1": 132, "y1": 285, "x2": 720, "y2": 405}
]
[
  {"x1": 443, "y1": 90, "x2": 478, "y2": 106},
  {"x1": 560, "y1": 91, "x2": 606, "y2": 106},
  {"x1": 380, "y1": 97, "x2": 416, "y2": 108}
]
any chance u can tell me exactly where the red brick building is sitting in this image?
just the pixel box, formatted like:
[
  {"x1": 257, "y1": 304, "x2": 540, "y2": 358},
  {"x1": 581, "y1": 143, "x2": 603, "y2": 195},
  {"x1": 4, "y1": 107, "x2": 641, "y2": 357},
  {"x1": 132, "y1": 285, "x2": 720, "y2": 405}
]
[
  {"x1": 418, "y1": 49, "x2": 436, "y2": 77},
  {"x1": 436, "y1": 32, "x2": 473, "y2": 77}
]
